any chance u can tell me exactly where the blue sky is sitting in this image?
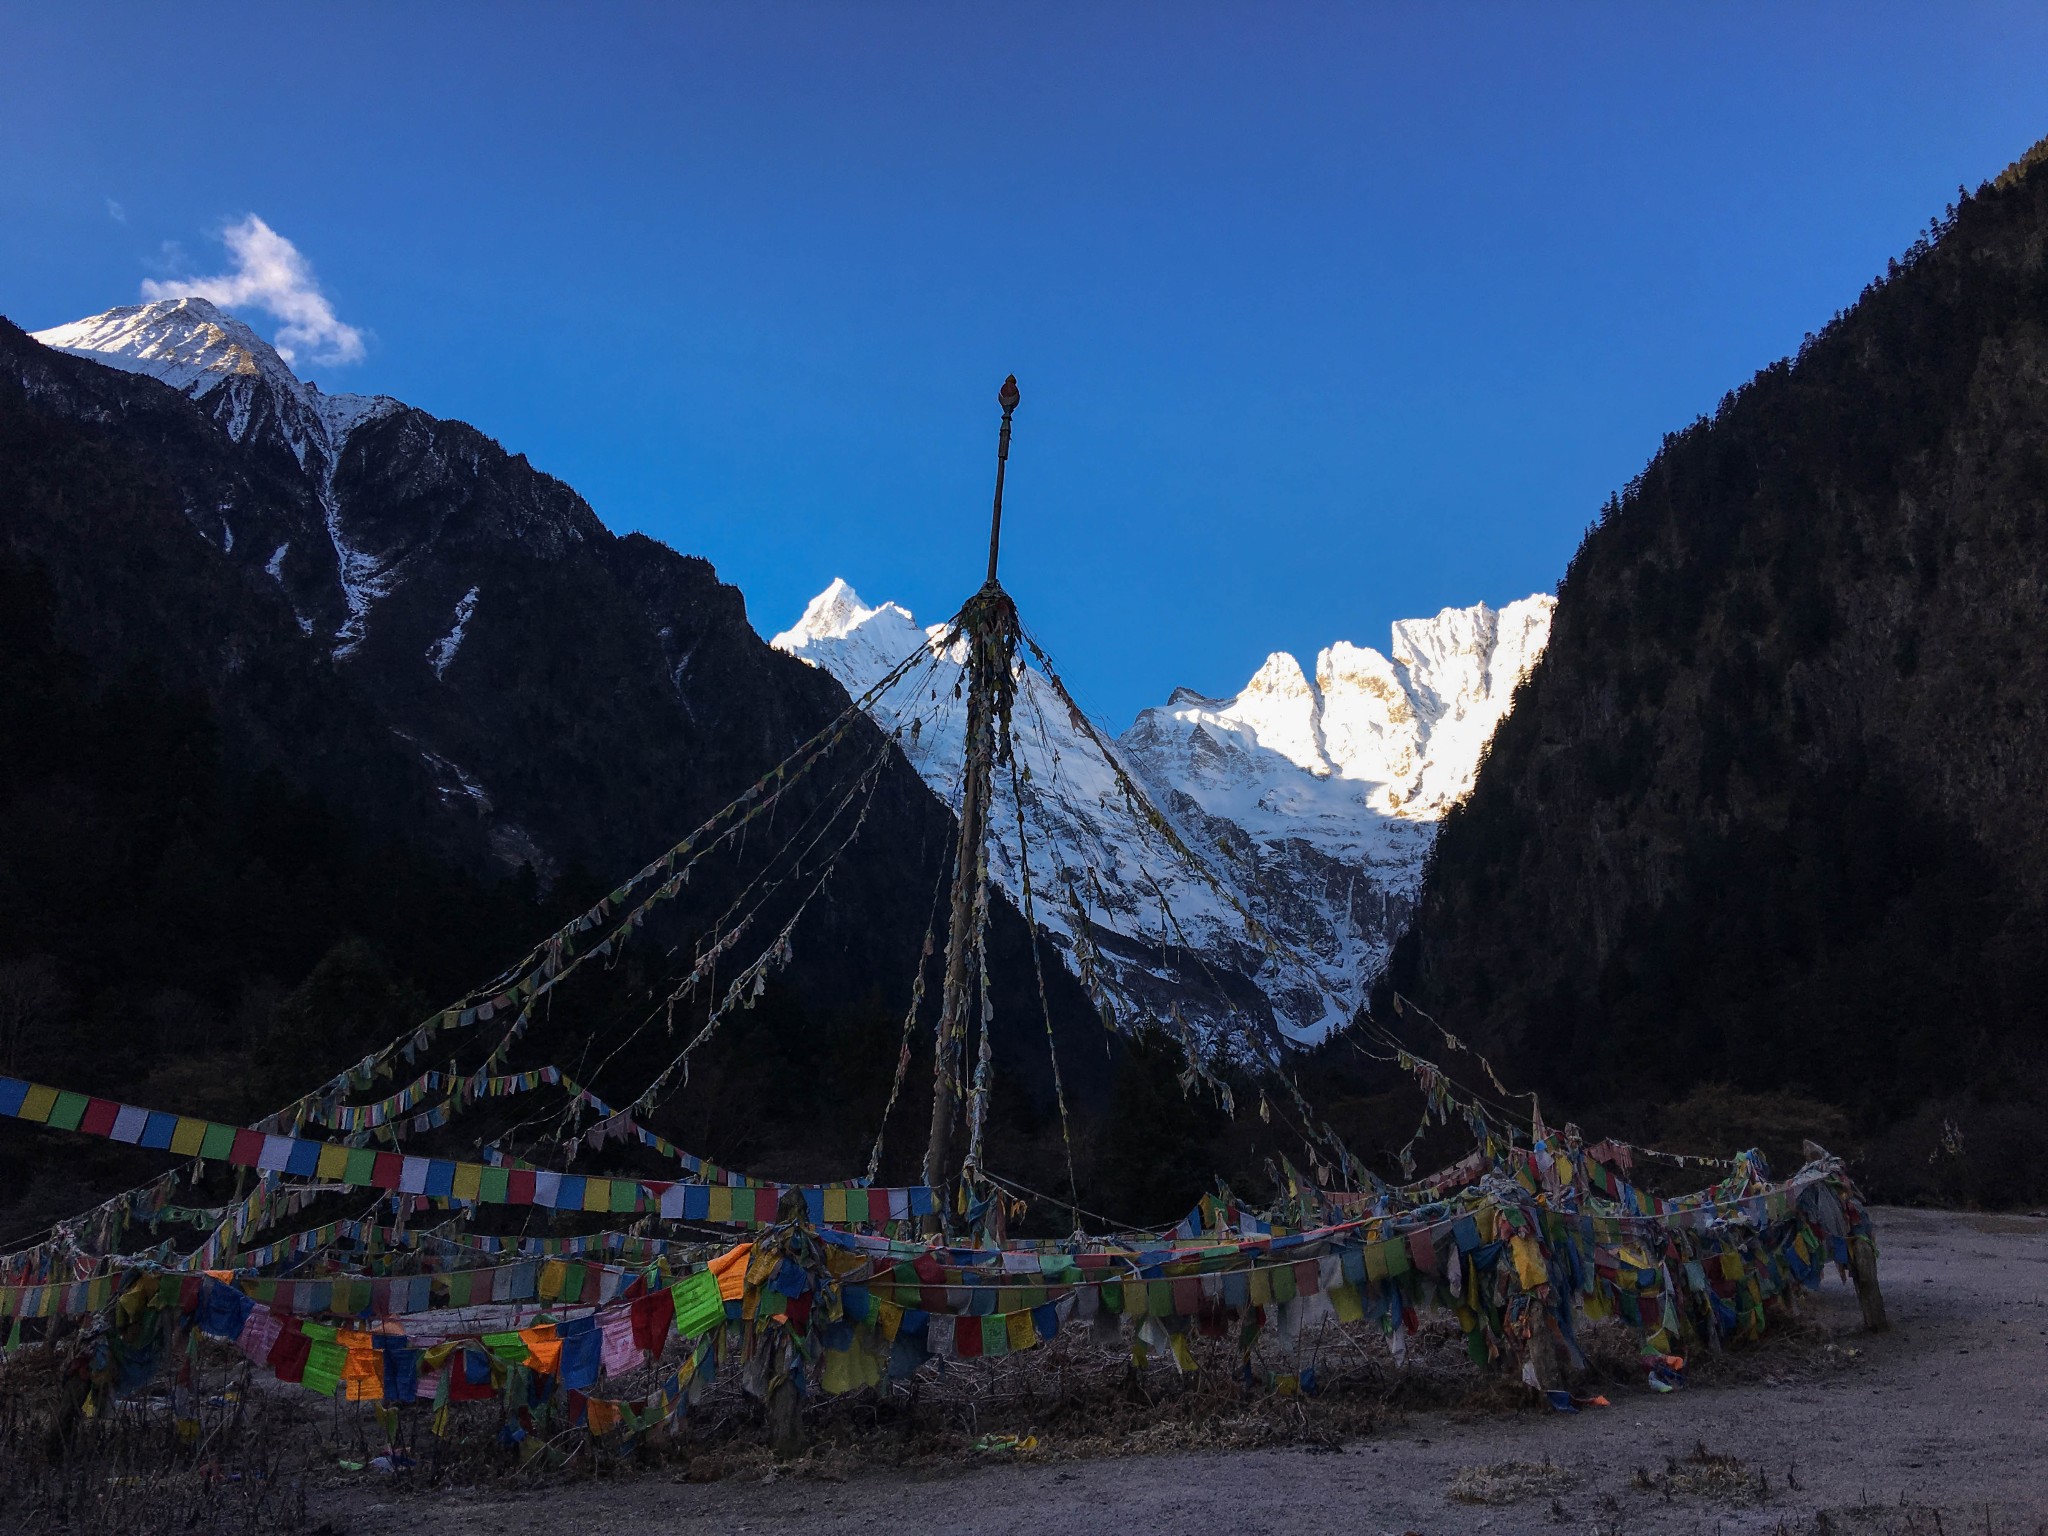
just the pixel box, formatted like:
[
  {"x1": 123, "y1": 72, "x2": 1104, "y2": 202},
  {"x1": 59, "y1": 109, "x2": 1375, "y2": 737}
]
[{"x1": 6, "y1": 5, "x2": 2047, "y2": 725}]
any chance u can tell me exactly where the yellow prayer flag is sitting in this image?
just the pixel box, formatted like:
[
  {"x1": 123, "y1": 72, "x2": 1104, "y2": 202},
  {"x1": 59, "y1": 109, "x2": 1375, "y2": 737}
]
[
  {"x1": 16, "y1": 1084, "x2": 57, "y2": 1123},
  {"x1": 316, "y1": 1144, "x2": 350, "y2": 1181},
  {"x1": 1006, "y1": 1310, "x2": 1037, "y2": 1352},
  {"x1": 451, "y1": 1163, "x2": 483, "y2": 1202},
  {"x1": 169, "y1": 1117, "x2": 207, "y2": 1156},
  {"x1": 582, "y1": 1178, "x2": 611, "y2": 1213},
  {"x1": 1330, "y1": 1282, "x2": 1365, "y2": 1324},
  {"x1": 819, "y1": 1346, "x2": 859, "y2": 1395},
  {"x1": 1510, "y1": 1235, "x2": 1546, "y2": 1291}
]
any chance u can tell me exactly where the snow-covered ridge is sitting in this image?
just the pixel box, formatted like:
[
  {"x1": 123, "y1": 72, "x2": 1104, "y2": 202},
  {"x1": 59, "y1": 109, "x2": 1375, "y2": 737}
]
[
  {"x1": 774, "y1": 581, "x2": 1553, "y2": 1046},
  {"x1": 32, "y1": 298, "x2": 273, "y2": 395},
  {"x1": 1126, "y1": 594, "x2": 1556, "y2": 829},
  {"x1": 32, "y1": 298, "x2": 397, "y2": 457},
  {"x1": 771, "y1": 580, "x2": 931, "y2": 703}
]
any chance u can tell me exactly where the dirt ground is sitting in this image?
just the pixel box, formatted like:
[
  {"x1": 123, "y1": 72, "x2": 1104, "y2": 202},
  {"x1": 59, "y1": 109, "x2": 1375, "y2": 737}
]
[{"x1": 316, "y1": 1207, "x2": 2048, "y2": 1535}]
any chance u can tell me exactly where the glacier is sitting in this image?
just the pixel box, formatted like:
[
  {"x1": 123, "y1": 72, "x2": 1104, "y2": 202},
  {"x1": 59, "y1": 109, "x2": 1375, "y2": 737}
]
[{"x1": 774, "y1": 580, "x2": 1553, "y2": 1048}]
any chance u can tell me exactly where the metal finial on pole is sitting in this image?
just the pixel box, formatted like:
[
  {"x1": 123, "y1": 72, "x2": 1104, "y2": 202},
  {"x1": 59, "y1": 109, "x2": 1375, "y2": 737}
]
[{"x1": 986, "y1": 375, "x2": 1020, "y2": 585}]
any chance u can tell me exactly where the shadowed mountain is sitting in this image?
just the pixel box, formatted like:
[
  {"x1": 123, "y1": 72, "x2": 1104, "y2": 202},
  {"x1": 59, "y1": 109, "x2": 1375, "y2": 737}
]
[{"x1": 1369, "y1": 140, "x2": 2048, "y2": 1206}]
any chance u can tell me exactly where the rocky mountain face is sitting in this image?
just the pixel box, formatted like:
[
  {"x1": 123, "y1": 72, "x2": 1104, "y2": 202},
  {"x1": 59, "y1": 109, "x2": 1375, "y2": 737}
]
[
  {"x1": 773, "y1": 580, "x2": 1552, "y2": 1048},
  {"x1": 27, "y1": 299, "x2": 749, "y2": 880},
  {"x1": 0, "y1": 301, "x2": 1106, "y2": 1216},
  {"x1": 1373, "y1": 144, "x2": 2048, "y2": 1205}
]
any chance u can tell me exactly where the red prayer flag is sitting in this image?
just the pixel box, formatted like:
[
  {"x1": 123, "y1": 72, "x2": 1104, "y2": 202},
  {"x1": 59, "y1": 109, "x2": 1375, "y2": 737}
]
[
  {"x1": 79, "y1": 1098, "x2": 121, "y2": 1138},
  {"x1": 268, "y1": 1321, "x2": 310, "y2": 1384},
  {"x1": 631, "y1": 1288, "x2": 674, "y2": 1352},
  {"x1": 953, "y1": 1313, "x2": 982, "y2": 1359}
]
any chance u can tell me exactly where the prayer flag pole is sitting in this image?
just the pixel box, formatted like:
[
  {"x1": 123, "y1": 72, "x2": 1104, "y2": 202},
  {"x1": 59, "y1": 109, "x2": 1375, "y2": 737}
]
[{"x1": 923, "y1": 376, "x2": 1022, "y2": 1234}]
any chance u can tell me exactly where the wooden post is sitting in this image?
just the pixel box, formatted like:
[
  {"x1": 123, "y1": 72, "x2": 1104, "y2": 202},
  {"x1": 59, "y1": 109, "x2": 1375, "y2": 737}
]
[
  {"x1": 768, "y1": 1185, "x2": 813, "y2": 1457},
  {"x1": 766, "y1": 1340, "x2": 806, "y2": 1460},
  {"x1": 922, "y1": 624, "x2": 995, "y2": 1232},
  {"x1": 1524, "y1": 1311, "x2": 1570, "y2": 1394},
  {"x1": 1848, "y1": 1233, "x2": 1888, "y2": 1333}
]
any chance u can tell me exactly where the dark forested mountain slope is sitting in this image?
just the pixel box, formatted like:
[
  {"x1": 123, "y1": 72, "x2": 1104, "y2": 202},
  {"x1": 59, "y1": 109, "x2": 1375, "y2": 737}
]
[
  {"x1": 0, "y1": 309, "x2": 1106, "y2": 1236},
  {"x1": 1374, "y1": 142, "x2": 2048, "y2": 1204}
]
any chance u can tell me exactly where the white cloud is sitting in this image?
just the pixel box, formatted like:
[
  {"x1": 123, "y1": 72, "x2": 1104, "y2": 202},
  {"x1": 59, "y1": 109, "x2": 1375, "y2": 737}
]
[
  {"x1": 142, "y1": 215, "x2": 365, "y2": 366},
  {"x1": 105, "y1": 199, "x2": 126, "y2": 223}
]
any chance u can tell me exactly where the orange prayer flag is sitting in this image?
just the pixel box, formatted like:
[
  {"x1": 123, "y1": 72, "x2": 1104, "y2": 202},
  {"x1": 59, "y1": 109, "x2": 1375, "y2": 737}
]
[
  {"x1": 708, "y1": 1242, "x2": 752, "y2": 1302},
  {"x1": 519, "y1": 1322, "x2": 563, "y2": 1375}
]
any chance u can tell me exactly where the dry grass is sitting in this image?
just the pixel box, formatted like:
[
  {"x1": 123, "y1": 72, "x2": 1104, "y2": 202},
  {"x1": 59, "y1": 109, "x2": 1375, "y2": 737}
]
[
  {"x1": 1446, "y1": 1458, "x2": 1578, "y2": 1505},
  {"x1": 0, "y1": 1348, "x2": 325, "y2": 1535},
  {"x1": 1629, "y1": 1441, "x2": 1771, "y2": 1503}
]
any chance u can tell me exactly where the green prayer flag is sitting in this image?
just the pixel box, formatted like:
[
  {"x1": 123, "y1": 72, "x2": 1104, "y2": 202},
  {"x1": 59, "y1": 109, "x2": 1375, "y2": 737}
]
[
  {"x1": 1269, "y1": 1264, "x2": 1297, "y2": 1305},
  {"x1": 304, "y1": 1340, "x2": 345, "y2": 1397},
  {"x1": 483, "y1": 1331, "x2": 528, "y2": 1363},
  {"x1": 46, "y1": 1091, "x2": 89, "y2": 1132},
  {"x1": 671, "y1": 1269, "x2": 725, "y2": 1336}
]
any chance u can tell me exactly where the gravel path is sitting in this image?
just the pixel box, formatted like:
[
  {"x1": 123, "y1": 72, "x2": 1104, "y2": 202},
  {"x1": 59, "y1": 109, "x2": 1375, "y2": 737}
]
[{"x1": 325, "y1": 1207, "x2": 2048, "y2": 1534}]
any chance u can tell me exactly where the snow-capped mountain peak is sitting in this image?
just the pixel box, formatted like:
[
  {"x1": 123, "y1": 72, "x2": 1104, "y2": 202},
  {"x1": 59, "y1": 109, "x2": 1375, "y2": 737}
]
[
  {"x1": 31, "y1": 296, "x2": 276, "y2": 395},
  {"x1": 782, "y1": 577, "x2": 885, "y2": 641},
  {"x1": 770, "y1": 580, "x2": 939, "y2": 701},
  {"x1": 31, "y1": 297, "x2": 397, "y2": 460},
  {"x1": 776, "y1": 579, "x2": 1554, "y2": 1047}
]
